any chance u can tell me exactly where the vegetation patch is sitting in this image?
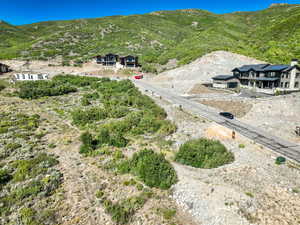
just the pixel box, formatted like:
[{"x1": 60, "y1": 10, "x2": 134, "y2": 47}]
[
  {"x1": 100, "y1": 191, "x2": 153, "y2": 224},
  {"x1": 118, "y1": 149, "x2": 177, "y2": 190},
  {"x1": 0, "y1": 111, "x2": 62, "y2": 223},
  {"x1": 175, "y1": 138, "x2": 234, "y2": 168},
  {"x1": 17, "y1": 80, "x2": 77, "y2": 99}
]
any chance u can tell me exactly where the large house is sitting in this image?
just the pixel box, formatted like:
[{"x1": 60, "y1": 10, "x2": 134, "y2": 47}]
[
  {"x1": 0, "y1": 63, "x2": 10, "y2": 74},
  {"x1": 96, "y1": 54, "x2": 139, "y2": 68},
  {"x1": 212, "y1": 59, "x2": 300, "y2": 94},
  {"x1": 96, "y1": 53, "x2": 119, "y2": 66}
]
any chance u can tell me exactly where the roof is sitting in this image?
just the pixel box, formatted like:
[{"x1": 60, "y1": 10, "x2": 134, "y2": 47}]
[
  {"x1": 254, "y1": 77, "x2": 279, "y2": 81},
  {"x1": 212, "y1": 75, "x2": 236, "y2": 81},
  {"x1": 262, "y1": 64, "x2": 289, "y2": 71},
  {"x1": 0, "y1": 63, "x2": 9, "y2": 67},
  {"x1": 233, "y1": 64, "x2": 291, "y2": 72},
  {"x1": 283, "y1": 65, "x2": 300, "y2": 72},
  {"x1": 232, "y1": 64, "x2": 269, "y2": 72}
]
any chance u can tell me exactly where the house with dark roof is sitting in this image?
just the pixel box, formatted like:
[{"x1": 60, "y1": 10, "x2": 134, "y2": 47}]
[
  {"x1": 95, "y1": 54, "x2": 139, "y2": 68},
  {"x1": 96, "y1": 53, "x2": 119, "y2": 66},
  {"x1": 0, "y1": 63, "x2": 10, "y2": 74},
  {"x1": 231, "y1": 59, "x2": 300, "y2": 93},
  {"x1": 120, "y1": 55, "x2": 139, "y2": 68},
  {"x1": 212, "y1": 75, "x2": 239, "y2": 89}
]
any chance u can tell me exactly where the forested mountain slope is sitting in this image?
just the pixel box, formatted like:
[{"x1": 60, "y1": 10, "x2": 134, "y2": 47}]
[{"x1": 1, "y1": 4, "x2": 299, "y2": 70}]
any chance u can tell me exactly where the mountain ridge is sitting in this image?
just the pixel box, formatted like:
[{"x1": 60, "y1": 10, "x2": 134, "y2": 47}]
[{"x1": 1, "y1": 4, "x2": 300, "y2": 71}]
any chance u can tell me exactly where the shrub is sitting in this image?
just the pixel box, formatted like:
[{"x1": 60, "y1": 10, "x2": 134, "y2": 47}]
[
  {"x1": 0, "y1": 84, "x2": 6, "y2": 92},
  {"x1": 238, "y1": 144, "x2": 245, "y2": 148},
  {"x1": 175, "y1": 139, "x2": 234, "y2": 169},
  {"x1": 95, "y1": 190, "x2": 105, "y2": 199},
  {"x1": 157, "y1": 208, "x2": 177, "y2": 220},
  {"x1": 0, "y1": 169, "x2": 12, "y2": 185},
  {"x1": 81, "y1": 97, "x2": 91, "y2": 106},
  {"x1": 0, "y1": 80, "x2": 8, "y2": 92},
  {"x1": 72, "y1": 107, "x2": 108, "y2": 126},
  {"x1": 5, "y1": 143, "x2": 22, "y2": 151},
  {"x1": 119, "y1": 149, "x2": 177, "y2": 189},
  {"x1": 276, "y1": 156, "x2": 286, "y2": 165},
  {"x1": 103, "y1": 191, "x2": 151, "y2": 224},
  {"x1": 20, "y1": 207, "x2": 39, "y2": 225}
]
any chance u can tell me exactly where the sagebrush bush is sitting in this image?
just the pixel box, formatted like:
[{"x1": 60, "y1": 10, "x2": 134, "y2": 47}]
[
  {"x1": 0, "y1": 169, "x2": 12, "y2": 185},
  {"x1": 81, "y1": 97, "x2": 91, "y2": 106},
  {"x1": 175, "y1": 139, "x2": 234, "y2": 168},
  {"x1": 119, "y1": 149, "x2": 177, "y2": 189}
]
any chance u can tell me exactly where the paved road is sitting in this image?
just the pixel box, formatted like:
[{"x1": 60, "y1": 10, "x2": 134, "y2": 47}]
[{"x1": 134, "y1": 80, "x2": 300, "y2": 163}]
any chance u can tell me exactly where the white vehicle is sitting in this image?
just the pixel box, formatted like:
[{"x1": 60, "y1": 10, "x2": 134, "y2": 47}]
[{"x1": 13, "y1": 73, "x2": 49, "y2": 81}]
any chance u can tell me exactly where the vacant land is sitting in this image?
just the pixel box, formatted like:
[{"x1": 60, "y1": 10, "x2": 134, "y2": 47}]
[
  {"x1": 0, "y1": 75, "x2": 197, "y2": 225},
  {"x1": 241, "y1": 93, "x2": 300, "y2": 143},
  {"x1": 1, "y1": 75, "x2": 300, "y2": 225},
  {"x1": 197, "y1": 100, "x2": 253, "y2": 118}
]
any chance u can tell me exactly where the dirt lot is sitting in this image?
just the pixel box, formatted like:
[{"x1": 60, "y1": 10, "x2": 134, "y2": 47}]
[
  {"x1": 241, "y1": 93, "x2": 300, "y2": 143},
  {"x1": 188, "y1": 84, "x2": 231, "y2": 95},
  {"x1": 196, "y1": 100, "x2": 253, "y2": 118}
]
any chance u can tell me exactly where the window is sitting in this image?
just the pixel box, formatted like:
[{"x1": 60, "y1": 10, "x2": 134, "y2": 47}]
[
  {"x1": 281, "y1": 73, "x2": 285, "y2": 78},
  {"x1": 295, "y1": 82, "x2": 299, "y2": 88},
  {"x1": 286, "y1": 73, "x2": 289, "y2": 79},
  {"x1": 296, "y1": 73, "x2": 300, "y2": 79},
  {"x1": 285, "y1": 82, "x2": 289, "y2": 88},
  {"x1": 280, "y1": 82, "x2": 283, "y2": 88},
  {"x1": 38, "y1": 74, "x2": 43, "y2": 80},
  {"x1": 16, "y1": 74, "x2": 20, "y2": 79},
  {"x1": 22, "y1": 74, "x2": 25, "y2": 79}
]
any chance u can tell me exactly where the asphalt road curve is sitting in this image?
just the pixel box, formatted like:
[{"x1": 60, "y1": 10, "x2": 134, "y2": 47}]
[{"x1": 134, "y1": 80, "x2": 300, "y2": 163}]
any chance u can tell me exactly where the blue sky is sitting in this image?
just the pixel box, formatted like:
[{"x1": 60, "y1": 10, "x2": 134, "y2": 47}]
[{"x1": 1, "y1": 0, "x2": 299, "y2": 25}]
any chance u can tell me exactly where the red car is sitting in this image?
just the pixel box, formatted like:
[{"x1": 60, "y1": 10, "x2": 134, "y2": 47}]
[{"x1": 134, "y1": 75, "x2": 143, "y2": 79}]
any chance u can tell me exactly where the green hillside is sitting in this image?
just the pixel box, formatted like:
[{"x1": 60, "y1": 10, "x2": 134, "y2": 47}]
[{"x1": 1, "y1": 4, "x2": 300, "y2": 70}]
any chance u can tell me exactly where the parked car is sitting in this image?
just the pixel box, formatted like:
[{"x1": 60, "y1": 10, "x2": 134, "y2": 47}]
[
  {"x1": 134, "y1": 75, "x2": 143, "y2": 79},
  {"x1": 219, "y1": 112, "x2": 234, "y2": 119}
]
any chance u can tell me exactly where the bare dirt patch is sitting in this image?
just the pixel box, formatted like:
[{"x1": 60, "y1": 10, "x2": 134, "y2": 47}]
[
  {"x1": 188, "y1": 84, "x2": 230, "y2": 95},
  {"x1": 241, "y1": 93, "x2": 300, "y2": 143},
  {"x1": 196, "y1": 100, "x2": 252, "y2": 118}
]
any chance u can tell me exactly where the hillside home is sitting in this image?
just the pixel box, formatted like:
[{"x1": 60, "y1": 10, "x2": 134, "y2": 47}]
[
  {"x1": 0, "y1": 63, "x2": 10, "y2": 74},
  {"x1": 96, "y1": 54, "x2": 139, "y2": 67},
  {"x1": 13, "y1": 73, "x2": 49, "y2": 81},
  {"x1": 120, "y1": 55, "x2": 139, "y2": 67},
  {"x1": 96, "y1": 53, "x2": 119, "y2": 66},
  {"x1": 231, "y1": 59, "x2": 300, "y2": 94}
]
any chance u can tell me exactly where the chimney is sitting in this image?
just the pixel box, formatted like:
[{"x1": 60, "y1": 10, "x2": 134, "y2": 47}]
[{"x1": 291, "y1": 59, "x2": 298, "y2": 66}]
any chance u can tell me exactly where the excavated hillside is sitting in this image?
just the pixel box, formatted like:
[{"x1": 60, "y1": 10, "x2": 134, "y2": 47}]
[{"x1": 151, "y1": 51, "x2": 266, "y2": 94}]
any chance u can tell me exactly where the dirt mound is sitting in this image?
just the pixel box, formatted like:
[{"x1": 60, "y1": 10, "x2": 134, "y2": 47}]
[{"x1": 151, "y1": 51, "x2": 266, "y2": 94}]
